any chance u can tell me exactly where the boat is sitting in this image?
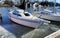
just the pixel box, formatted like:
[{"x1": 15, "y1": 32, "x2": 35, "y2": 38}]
[
  {"x1": 29, "y1": 0, "x2": 60, "y2": 22},
  {"x1": 9, "y1": 9, "x2": 50, "y2": 28},
  {"x1": 32, "y1": 0, "x2": 60, "y2": 22},
  {"x1": 34, "y1": 7, "x2": 60, "y2": 22}
]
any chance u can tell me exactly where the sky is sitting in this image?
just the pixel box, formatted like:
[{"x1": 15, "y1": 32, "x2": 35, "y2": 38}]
[
  {"x1": 1, "y1": 0, "x2": 60, "y2": 3},
  {"x1": 30, "y1": 0, "x2": 60, "y2": 3}
]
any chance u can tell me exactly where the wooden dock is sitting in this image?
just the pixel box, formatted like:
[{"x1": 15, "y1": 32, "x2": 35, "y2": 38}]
[{"x1": 45, "y1": 30, "x2": 60, "y2": 38}]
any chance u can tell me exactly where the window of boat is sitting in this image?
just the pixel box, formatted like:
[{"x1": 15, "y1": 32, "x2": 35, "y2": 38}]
[
  {"x1": 13, "y1": 11, "x2": 21, "y2": 16},
  {"x1": 24, "y1": 13, "x2": 30, "y2": 16}
]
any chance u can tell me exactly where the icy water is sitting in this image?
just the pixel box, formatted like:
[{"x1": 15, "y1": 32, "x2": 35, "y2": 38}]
[{"x1": 0, "y1": 7, "x2": 60, "y2": 38}]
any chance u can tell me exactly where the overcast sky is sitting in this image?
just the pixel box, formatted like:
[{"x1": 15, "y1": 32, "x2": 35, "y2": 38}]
[{"x1": 1, "y1": 0, "x2": 60, "y2": 3}]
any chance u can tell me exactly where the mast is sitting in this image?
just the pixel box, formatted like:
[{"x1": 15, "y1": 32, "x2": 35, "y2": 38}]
[
  {"x1": 45, "y1": 0, "x2": 47, "y2": 1},
  {"x1": 54, "y1": 0, "x2": 56, "y2": 13},
  {"x1": 20, "y1": 0, "x2": 24, "y2": 5},
  {"x1": 42, "y1": 0, "x2": 44, "y2": 2},
  {"x1": 25, "y1": 0, "x2": 27, "y2": 10},
  {"x1": 25, "y1": 0, "x2": 30, "y2": 10},
  {"x1": 19, "y1": 0, "x2": 25, "y2": 9}
]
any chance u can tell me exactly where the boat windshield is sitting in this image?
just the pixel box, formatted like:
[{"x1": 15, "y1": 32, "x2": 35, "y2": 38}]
[
  {"x1": 13, "y1": 11, "x2": 21, "y2": 16},
  {"x1": 24, "y1": 13, "x2": 30, "y2": 16}
]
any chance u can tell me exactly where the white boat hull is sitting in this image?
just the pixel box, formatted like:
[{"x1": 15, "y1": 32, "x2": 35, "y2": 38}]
[
  {"x1": 9, "y1": 9, "x2": 50, "y2": 28},
  {"x1": 39, "y1": 14, "x2": 60, "y2": 21},
  {"x1": 10, "y1": 16, "x2": 43, "y2": 28}
]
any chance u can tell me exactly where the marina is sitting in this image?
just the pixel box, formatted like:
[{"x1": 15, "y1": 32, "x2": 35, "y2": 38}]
[
  {"x1": 0, "y1": 7, "x2": 60, "y2": 38},
  {"x1": 0, "y1": 0, "x2": 60, "y2": 38}
]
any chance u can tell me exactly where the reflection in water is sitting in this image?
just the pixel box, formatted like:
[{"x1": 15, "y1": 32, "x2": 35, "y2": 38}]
[{"x1": 1, "y1": 7, "x2": 11, "y2": 24}]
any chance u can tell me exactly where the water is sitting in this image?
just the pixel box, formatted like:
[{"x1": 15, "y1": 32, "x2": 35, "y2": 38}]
[{"x1": 1, "y1": 7, "x2": 11, "y2": 24}]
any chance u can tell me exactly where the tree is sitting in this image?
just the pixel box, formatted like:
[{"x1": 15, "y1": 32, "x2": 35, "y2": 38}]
[{"x1": 4, "y1": 0, "x2": 14, "y2": 7}]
